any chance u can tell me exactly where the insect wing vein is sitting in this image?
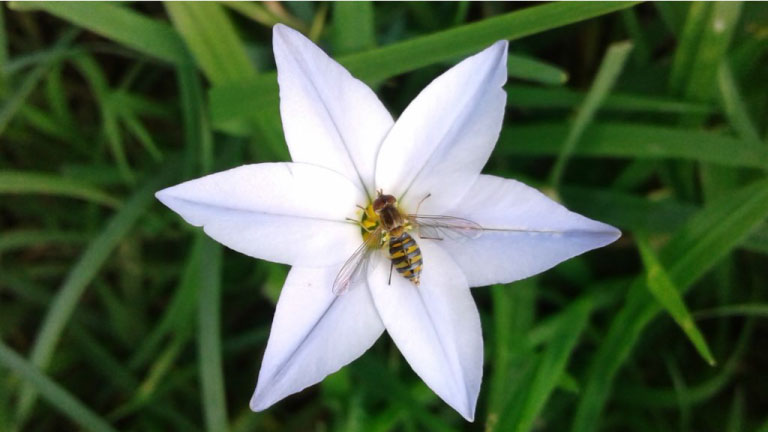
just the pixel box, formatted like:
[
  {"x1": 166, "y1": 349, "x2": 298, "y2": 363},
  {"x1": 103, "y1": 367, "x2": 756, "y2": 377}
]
[
  {"x1": 409, "y1": 214, "x2": 484, "y2": 240},
  {"x1": 332, "y1": 226, "x2": 382, "y2": 295}
]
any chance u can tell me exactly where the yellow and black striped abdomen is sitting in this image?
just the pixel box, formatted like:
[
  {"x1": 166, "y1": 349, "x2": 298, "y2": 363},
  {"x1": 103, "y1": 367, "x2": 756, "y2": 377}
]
[{"x1": 389, "y1": 232, "x2": 423, "y2": 286}]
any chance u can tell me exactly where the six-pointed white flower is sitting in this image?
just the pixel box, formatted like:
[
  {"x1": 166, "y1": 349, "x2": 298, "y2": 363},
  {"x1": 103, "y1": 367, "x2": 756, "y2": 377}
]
[{"x1": 156, "y1": 24, "x2": 620, "y2": 421}]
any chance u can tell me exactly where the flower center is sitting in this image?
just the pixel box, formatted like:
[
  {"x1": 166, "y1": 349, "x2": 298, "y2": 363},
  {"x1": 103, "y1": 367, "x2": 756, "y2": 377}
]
[{"x1": 358, "y1": 202, "x2": 380, "y2": 245}]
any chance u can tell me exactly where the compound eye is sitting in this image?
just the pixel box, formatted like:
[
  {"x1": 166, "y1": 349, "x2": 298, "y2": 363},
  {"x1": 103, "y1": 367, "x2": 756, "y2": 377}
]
[
  {"x1": 372, "y1": 198, "x2": 384, "y2": 213},
  {"x1": 386, "y1": 196, "x2": 396, "y2": 205}
]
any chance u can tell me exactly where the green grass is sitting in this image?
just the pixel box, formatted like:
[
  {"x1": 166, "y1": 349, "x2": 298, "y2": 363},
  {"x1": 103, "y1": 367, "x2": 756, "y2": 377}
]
[{"x1": 1, "y1": 2, "x2": 767, "y2": 431}]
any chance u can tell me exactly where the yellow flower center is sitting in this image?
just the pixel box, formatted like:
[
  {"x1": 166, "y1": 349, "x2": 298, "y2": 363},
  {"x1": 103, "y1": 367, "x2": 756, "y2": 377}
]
[{"x1": 359, "y1": 202, "x2": 380, "y2": 244}]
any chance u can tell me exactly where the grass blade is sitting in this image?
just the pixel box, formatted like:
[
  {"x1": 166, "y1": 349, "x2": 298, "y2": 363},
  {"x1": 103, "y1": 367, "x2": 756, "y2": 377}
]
[
  {"x1": 0, "y1": 5, "x2": 7, "y2": 72},
  {"x1": 571, "y1": 177, "x2": 768, "y2": 432},
  {"x1": 500, "y1": 122, "x2": 768, "y2": 169},
  {"x1": 336, "y1": 1, "x2": 639, "y2": 83},
  {"x1": 0, "y1": 29, "x2": 76, "y2": 135},
  {"x1": 668, "y1": 3, "x2": 711, "y2": 95},
  {"x1": 0, "y1": 171, "x2": 120, "y2": 208},
  {"x1": 497, "y1": 298, "x2": 592, "y2": 432},
  {"x1": 197, "y1": 237, "x2": 228, "y2": 432},
  {"x1": 486, "y1": 281, "x2": 536, "y2": 422},
  {"x1": 166, "y1": 2, "x2": 256, "y2": 85},
  {"x1": 683, "y1": 2, "x2": 743, "y2": 101},
  {"x1": 615, "y1": 321, "x2": 752, "y2": 409},
  {"x1": 128, "y1": 234, "x2": 201, "y2": 370},
  {"x1": 209, "y1": 1, "x2": 639, "y2": 131},
  {"x1": 506, "y1": 84, "x2": 714, "y2": 114},
  {"x1": 0, "y1": 340, "x2": 118, "y2": 432},
  {"x1": 332, "y1": 2, "x2": 375, "y2": 56},
  {"x1": 507, "y1": 53, "x2": 568, "y2": 86},
  {"x1": 635, "y1": 234, "x2": 716, "y2": 366},
  {"x1": 548, "y1": 41, "x2": 633, "y2": 188},
  {"x1": 717, "y1": 61, "x2": 762, "y2": 144},
  {"x1": 119, "y1": 110, "x2": 164, "y2": 162},
  {"x1": 0, "y1": 230, "x2": 87, "y2": 254},
  {"x1": 695, "y1": 304, "x2": 768, "y2": 319},
  {"x1": 10, "y1": 1, "x2": 188, "y2": 65},
  {"x1": 72, "y1": 55, "x2": 136, "y2": 183},
  {"x1": 15, "y1": 163, "x2": 179, "y2": 424}
]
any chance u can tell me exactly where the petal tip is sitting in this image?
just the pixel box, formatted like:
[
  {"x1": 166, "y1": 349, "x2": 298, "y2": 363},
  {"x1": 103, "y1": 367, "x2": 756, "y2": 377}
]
[
  {"x1": 154, "y1": 187, "x2": 173, "y2": 206},
  {"x1": 272, "y1": 23, "x2": 299, "y2": 53},
  {"x1": 491, "y1": 39, "x2": 509, "y2": 51},
  {"x1": 272, "y1": 22, "x2": 291, "y2": 36},
  {"x1": 610, "y1": 226, "x2": 622, "y2": 241},
  {"x1": 456, "y1": 396, "x2": 477, "y2": 422},
  {"x1": 248, "y1": 388, "x2": 272, "y2": 412},
  {"x1": 601, "y1": 223, "x2": 622, "y2": 245}
]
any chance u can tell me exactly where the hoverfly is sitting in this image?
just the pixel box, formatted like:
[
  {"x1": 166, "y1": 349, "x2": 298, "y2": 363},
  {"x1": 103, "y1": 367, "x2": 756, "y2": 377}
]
[{"x1": 332, "y1": 190, "x2": 483, "y2": 295}]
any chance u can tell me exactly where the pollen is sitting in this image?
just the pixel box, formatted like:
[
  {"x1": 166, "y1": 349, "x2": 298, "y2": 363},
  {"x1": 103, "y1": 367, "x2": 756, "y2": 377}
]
[{"x1": 359, "y1": 202, "x2": 380, "y2": 244}]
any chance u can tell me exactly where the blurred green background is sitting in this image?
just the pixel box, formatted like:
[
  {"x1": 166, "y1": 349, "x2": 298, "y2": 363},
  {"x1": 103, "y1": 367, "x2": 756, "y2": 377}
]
[{"x1": 1, "y1": 1, "x2": 768, "y2": 431}]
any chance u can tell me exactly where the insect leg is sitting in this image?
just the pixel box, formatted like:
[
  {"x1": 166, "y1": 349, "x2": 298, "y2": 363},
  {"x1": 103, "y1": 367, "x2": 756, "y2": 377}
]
[
  {"x1": 346, "y1": 217, "x2": 376, "y2": 233},
  {"x1": 388, "y1": 261, "x2": 394, "y2": 285},
  {"x1": 414, "y1": 193, "x2": 432, "y2": 215}
]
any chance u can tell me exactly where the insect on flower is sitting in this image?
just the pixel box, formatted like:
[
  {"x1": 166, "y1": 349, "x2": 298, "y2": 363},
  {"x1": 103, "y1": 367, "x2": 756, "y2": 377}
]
[
  {"x1": 156, "y1": 24, "x2": 621, "y2": 421},
  {"x1": 334, "y1": 190, "x2": 483, "y2": 294}
]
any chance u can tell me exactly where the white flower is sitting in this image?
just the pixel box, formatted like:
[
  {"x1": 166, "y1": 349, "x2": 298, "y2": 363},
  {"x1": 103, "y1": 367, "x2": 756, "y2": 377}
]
[{"x1": 156, "y1": 24, "x2": 620, "y2": 421}]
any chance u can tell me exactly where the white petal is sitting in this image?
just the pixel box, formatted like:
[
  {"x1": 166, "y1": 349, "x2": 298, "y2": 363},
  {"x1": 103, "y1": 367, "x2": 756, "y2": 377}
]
[
  {"x1": 439, "y1": 175, "x2": 621, "y2": 287},
  {"x1": 274, "y1": 24, "x2": 394, "y2": 196},
  {"x1": 156, "y1": 162, "x2": 365, "y2": 266},
  {"x1": 367, "y1": 242, "x2": 482, "y2": 421},
  {"x1": 251, "y1": 265, "x2": 384, "y2": 410},
  {"x1": 375, "y1": 41, "x2": 508, "y2": 214}
]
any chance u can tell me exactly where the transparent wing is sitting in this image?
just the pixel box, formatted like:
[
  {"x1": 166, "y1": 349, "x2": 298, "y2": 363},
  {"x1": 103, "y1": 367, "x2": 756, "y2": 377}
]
[
  {"x1": 332, "y1": 226, "x2": 383, "y2": 295},
  {"x1": 409, "y1": 214, "x2": 484, "y2": 241}
]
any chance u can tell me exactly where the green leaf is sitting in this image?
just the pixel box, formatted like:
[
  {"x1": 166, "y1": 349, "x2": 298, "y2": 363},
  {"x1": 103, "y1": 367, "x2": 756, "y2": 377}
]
[
  {"x1": 717, "y1": 60, "x2": 762, "y2": 144},
  {"x1": 72, "y1": 55, "x2": 136, "y2": 183},
  {"x1": 620, "y1": 8, "x2": 650, "y2": 65},
  {"x1": 549, "y1": 41, "x2": 633, "y2": 188},
  {"x1": 571, "y1": 177, "x2": 768, "y2": 432},
  {"x1": 332, "y1": 2, "x2": 375, "y2": 56},
  {"x1": 497, "y1": 298, "x2": 592, "y2": 432},
  {"x1": 0, "y1": 29, "x2": 76, "y2": 135},
  {"x1": 506, "y1": 84, "x2": 714, "y2": 114},
  {"x1": 338, "y1": 1, "x2": 639, "y2": 83},
  {"x1": 352, "y1": 357, "x2": 455, "y2": 432},
  {"x1": 0, "y1": 170, "x2": 121, "y2": 208},
  {"x1": 223, "y1": 1, "x2": 306, "y2": 32},
  {"x1": 128, "y1": 235, "x2": 202, "y2": 370},
  {"x1": 486, "y1": 281, "x2": 536, "y2": 420},
  {"x1": 209, "y1": 1, "x2": 640, "y2": 132},
  {"x1": 0, "y1": 340, "x2": 118, "y2": 432},
  {"x1": 119, "y1": 109, "x2": 164, "y2": 162},
  {"x1": 166, "y1": 2, "x2": 256, "y2": 85},
  {"x1": 726, "y1": 389, "x2": 745, "y2": 432},
  {"x1": 10, "y1": 1, "x2": 189, "y2": 65},
  {"x1": 668, "y1": 3, "x2": 711, "y2": 95},
  {"x1": 197, "y1": 237, "x2": 229, "y2": 432},
  {"x1": 177, "y1": 64, "x2": 214, "y2": 174},
  {"x1": 500, "y1": 122, "x2": 768, "y2": 169},
  {"x1": 635, "y1": 234, "x2": 716, "y2": 366},
  {"x1": 0, "y1": 230, "x2": 88, "y2": 254},
  {"x1": 0, "y1": 5, "x2": 7, "y2": 70},
  {"x1": 683, "y1": 2, "x2": 742, "y2": 101},
  {"x1": 695, "y1": 303, "x2": 768, "y2": 319},
  {"x1": 615, "y1": 322, "x2": 752, "y2": 409},
  {"x1": 507, "y1": 53, "x2": 568, "y2": 86},
  {"x1": 15, "y1": 163, "x2": 179, "y2": 424}
]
